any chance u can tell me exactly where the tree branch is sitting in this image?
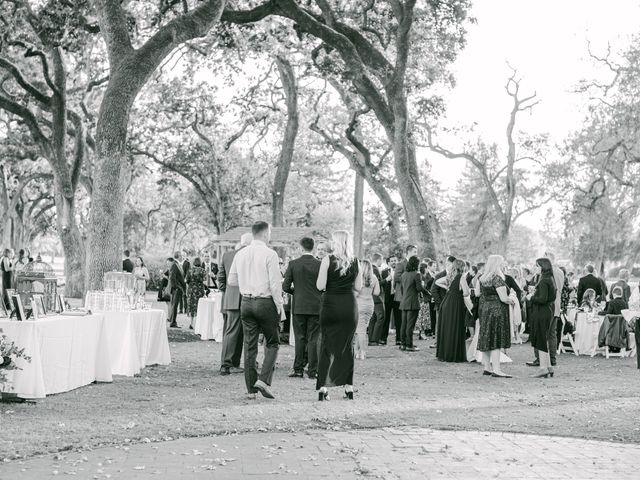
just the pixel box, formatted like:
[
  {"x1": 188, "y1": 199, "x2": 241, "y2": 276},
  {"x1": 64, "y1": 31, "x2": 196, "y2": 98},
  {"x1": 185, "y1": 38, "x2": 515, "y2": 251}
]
[{"x1": 0, "y1": 56, "x2": 51, "y2": 105}]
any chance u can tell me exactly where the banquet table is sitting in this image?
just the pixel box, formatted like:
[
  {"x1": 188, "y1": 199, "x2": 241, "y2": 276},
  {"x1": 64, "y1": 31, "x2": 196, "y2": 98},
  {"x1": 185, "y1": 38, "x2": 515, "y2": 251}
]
[
  {"x1": 0, "y1": 314, "x2": 113, "y2": 399},
  {"x1": 621, "y1": 309, "x2": 640, "y2": 323},
  {"x1": 195, "y1": 293, "x2": 224, "y2": 341},
  {"x1": 568, "y1": 309, "x2": 604, "y2": 356},
  {"x1": 98, "y1": 309, "x2": 171, "y2": 376}
]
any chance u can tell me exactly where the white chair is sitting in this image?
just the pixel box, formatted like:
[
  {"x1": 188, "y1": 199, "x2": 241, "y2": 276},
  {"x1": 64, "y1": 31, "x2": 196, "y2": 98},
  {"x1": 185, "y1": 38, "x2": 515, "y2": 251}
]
[
  {"x1": 601, "y1": 315, "x2": 628, "y2": 359},
  {"x1": 557, "y1": 312, "x2": 578, "y2": 356}
]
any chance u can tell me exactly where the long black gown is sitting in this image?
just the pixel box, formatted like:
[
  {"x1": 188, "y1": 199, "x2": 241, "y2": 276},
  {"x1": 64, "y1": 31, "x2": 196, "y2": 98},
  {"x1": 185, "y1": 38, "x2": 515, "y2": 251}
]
[
  {"x1": 316, "y1": 256, "x2": 359, "y2": 389},
  {"x1": 436, "y1": 273, "x2": 468, "y2": 362}
]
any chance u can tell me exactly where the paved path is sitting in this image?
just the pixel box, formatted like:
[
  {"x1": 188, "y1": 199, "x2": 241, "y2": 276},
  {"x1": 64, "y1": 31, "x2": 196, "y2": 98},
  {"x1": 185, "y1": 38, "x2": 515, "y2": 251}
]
[{"x1": 2, "y1": 426, "x2": 639, "y2": 479}]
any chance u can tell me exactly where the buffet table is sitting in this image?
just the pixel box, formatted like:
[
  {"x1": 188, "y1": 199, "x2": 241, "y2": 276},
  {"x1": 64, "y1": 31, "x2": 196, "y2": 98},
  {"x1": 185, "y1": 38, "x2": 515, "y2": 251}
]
[
  {"x1": 0, "y1": 314, "x2": 113, "y2": 399},
  {"x1": 194, "y1": 293, "x2": 224, "y2": 341},
  {"x1": 100, "y1": 309, "x2": 171, "y2": 376}
]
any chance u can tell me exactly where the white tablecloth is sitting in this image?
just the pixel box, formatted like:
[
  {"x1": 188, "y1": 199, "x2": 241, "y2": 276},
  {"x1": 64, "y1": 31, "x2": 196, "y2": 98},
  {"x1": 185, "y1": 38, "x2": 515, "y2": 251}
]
[
  {"x1": 99, "y1": 309, "x2": 171, "y2": 376},
  {"x1": 569, "y1": 309, "x2": 604, "y2": 356},
  {"x1": 195, "y1": 293, "x2": 224, "y2": 341},
  {"x1": 0, "y1": 314, "x2": 113, "y2": 399},
  {"x1": 621, "y1": 309, "x2": 640, "y2": 323}
]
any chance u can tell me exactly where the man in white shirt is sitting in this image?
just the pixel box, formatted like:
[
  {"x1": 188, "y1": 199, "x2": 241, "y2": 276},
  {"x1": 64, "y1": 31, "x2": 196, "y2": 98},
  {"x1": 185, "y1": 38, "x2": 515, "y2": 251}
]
[{"x1": 229, "y1": 221, "x2": 283, "y2": 399}]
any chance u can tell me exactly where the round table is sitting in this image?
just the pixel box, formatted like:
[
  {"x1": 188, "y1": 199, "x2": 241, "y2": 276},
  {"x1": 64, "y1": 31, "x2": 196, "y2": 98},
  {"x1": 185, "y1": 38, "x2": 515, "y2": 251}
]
[
  {"x1": 195, "y1": 293, "x2": 224, "y2": 341},
  {"x1": 569, "y1": 309, "x2": 604, "y2": 356}
]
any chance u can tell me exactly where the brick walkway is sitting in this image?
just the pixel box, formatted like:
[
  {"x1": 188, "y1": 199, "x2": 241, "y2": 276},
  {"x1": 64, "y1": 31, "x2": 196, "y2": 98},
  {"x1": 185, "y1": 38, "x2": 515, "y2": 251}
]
[{"x1": 2, "y1": 426, "x2": 639, "y2": 479}]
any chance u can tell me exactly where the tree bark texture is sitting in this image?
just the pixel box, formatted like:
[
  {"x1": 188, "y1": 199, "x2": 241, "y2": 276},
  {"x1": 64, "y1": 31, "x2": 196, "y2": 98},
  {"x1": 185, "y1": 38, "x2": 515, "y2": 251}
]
[
  {"x1": 353, "y1": 173, "x2": 364, "y2": 257},
  {"x1": 272, "y1": 55, "x2": 298, "y2": 227}
]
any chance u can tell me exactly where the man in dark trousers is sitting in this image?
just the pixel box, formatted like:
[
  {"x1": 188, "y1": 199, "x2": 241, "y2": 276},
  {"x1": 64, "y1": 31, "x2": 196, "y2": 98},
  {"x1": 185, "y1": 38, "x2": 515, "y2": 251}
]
[
  {"x1": 376, "y1": 255, "x2": 397, "y2": 345},
  {"x1": 430, "y1": 255, "x2": 456, "y2": 347},
  {"x1": 368, "y1": 253, "x2": 386, "y2": 345},
  {"x1": 576, "y1": 264, "x2": 603, "y2": 304},
  {"x1": 178, "y1": 251, "x2": 190, "y2": 314},
  {"x1": 393, "y1": 245, "x2": 418, "y2": 345},
  {"x1": 283, "y1": 237, "x2": 322, "y2": 379},
  {"x1": 122, "y1": 250, "x2": 134, "y2": 273},
  {"x1": 218, "y1": 233, "x2": 253, "y2": 375},
  {"x1": 166, "y1": 256, "x2": 186, "y2": 328}
]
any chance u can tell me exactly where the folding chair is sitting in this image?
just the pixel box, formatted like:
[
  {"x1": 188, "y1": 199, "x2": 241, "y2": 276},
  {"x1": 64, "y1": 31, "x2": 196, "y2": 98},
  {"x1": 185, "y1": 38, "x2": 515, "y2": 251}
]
[{"x1": 557, "y1": 312, "x2": 577, "y2": 356}]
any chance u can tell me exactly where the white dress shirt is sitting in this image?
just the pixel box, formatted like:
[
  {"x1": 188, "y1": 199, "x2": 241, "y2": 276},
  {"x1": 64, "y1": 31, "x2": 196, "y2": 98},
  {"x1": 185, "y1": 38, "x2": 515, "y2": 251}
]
[{"x1": 228, "y1": 240, "x2": 283, "y2": 308}]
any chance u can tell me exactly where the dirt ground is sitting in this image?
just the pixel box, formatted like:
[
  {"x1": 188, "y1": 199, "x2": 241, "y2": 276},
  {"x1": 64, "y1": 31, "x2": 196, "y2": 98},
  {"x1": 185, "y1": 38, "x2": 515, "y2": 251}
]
[{"x1": 1, "y1": 322, "x2": 639, "y2": 462}]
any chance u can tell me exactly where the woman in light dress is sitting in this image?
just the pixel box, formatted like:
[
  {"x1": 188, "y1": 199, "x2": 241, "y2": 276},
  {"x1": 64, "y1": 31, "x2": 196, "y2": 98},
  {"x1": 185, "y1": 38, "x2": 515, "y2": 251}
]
[
  {"x1": 354, "y1": 260, "x2": 379, "y2": 359},
  {"x1": 133, "y1": 257, "x2": 150, "y2": 297}
]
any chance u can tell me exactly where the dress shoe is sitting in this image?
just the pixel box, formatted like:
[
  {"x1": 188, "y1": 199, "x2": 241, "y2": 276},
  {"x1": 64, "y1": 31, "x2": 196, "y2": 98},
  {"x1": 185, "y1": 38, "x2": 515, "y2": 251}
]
[
  {"x1": 306, "y1": 372, "x2": 317, "y2": 379},
  {"x1": 219, "y1": 367, "x2": 230, "y2": 376},
  {"x1": 482, "y1": 370, "x2": 493, "y2": 376},
  {"x1": 288, "y1": 370, "x2": 303, "y2": 378},
  {"x1": 378, "y1": 341, "x2": 387, "y2": 346},
  {"x1": 551, "y1": 360, "x2": 557, "y2": 367},
  {"x1": 229, "y1": 366, "x2": 244, "y2": 374},
  {"x1": 253, "y1": 380, "x2": 275, "y2": 399},
  {"x1": 405, "y1": 346, "x2": 420, "y2": 352},
  {"x1": 318, "y1": 388, "x2": 329, "y2": 401},
  {"x1": 169, "y1": 323, "x2": 179, "y2": 328},
  {"x1": 399, "y1": 345, "x2": 406, "y2": 351},
  {"x1": 429, "y1": 344, "x2": 437, "y2": 349},
  {"x1": 395, "y1": 341, "x2": 402, "y2": 346},
  {"x1": 344, "y1": 389, "x2": 354, "y2": 400},
  {"x1": 525, "y1": 360, "x2": 540, "y2": 367},
  {"x1": 491, "y1": 372, "x2": 512, "y2": 378}
]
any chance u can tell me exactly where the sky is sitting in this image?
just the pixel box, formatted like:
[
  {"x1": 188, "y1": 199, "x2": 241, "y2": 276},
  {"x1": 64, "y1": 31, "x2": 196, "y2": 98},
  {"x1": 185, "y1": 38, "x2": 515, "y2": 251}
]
[{"x1": 424, "y1": 0, "x2": 640, "y2": 198}]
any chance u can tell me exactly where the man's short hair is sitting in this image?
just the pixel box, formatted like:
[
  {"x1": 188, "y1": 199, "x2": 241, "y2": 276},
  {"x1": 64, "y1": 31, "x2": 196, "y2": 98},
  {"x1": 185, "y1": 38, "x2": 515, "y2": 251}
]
[
  {"x1": 477, "y1": 262, "x2": 485, "y2": 270},
  {"x1": 300, "y1": 237, "x2": 314, "y2": 252},
  {"x1": 619, "y1": 269, "x2": 630, "y2": 281},
  {"x1": 372, "y1": 253, "x2": 383, "y2": 263},
  {"x1": 586, "y1": 264, "x2": 594, "y2": 273},
  {"x1": 428, "y1": 260, "x2": 437, "y2": 268},
  {"x1": 252, "y1": 221, "x2": 270, "y2": 237},
  {"x1": 387, "y1": 255, "x2": 396, "y2": 262},
  {"x1": 166, "y1": 257, "x2": 174, "y2": 263},
  {"x1": 447, "y1": 255, "x2": 456, "y2": 263},
  {"x1": 406, "y1": 244, "x2": 417, "y2": 254},
  {"x1": 124, "y1": 249, "x2": 130, "y2": 256},
  {"x1": 174, "y1": 251, "x2": 182, "y2": 259}
]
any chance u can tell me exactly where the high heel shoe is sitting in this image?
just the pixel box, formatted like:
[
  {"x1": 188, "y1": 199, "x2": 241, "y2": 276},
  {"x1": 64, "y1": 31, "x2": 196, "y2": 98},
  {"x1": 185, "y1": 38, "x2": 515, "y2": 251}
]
[
  {"x1": 548, "y1": 367, "x2": 554, "y2": 378},
  {"x1": 491, "y1": 372, "x2": 512, "y2": 378},
  {"x1": 530, "y1": 369, "x2": 550, "y2": 378},
  {"x1": 344, "y1": 389, "x2": 354, "y2": 400},
  {"x1": 482, "y1": 370, "x2": 493, "y2": 376},
  {"x1": 318, "y1": 389, "x2": 329, "y2": 401}
]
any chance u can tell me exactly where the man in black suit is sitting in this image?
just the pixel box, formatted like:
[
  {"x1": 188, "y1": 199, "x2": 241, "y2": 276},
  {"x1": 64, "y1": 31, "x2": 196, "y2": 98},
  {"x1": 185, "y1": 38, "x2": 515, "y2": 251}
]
[
  {"x1": 166, "y1": 257, "x2": 186, "y2": 328},
  {"x1": 178, "y1": 251, "x2": 190, "y2": 314},
  {"x1": 218, "y1": 234, "x2": 252, "y2": 375},
  {"x1": 576, "y1": 264, "x2": 603, "y2": 305},
  {"x1": 376, "y1": 255, "x2": 397, "y2": 345},
  {"x1": 368, "y1": 253, "x2": 386, "y2": 345},
  {"x1": 283, "y1": 237, "x2": 322, "y2": 379},
  {"x1": 430, "y1": 255, "x2": 456, "y2": 347},
  {"x1": 393, "y1": 245, "x2": 418, "y2": 345},
  {"x1": 122, "y1": 250, "x2": 134, "y2": 273},
  {"x1": 609, "y1": 269, "x2": 632, "y2": 303}
]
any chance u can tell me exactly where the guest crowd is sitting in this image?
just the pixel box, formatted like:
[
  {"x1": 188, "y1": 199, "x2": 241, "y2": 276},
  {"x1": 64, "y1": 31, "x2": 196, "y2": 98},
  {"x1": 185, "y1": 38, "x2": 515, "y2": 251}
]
[{"x1": 3, "y1": 219, "x2": 638, "y2": 400}]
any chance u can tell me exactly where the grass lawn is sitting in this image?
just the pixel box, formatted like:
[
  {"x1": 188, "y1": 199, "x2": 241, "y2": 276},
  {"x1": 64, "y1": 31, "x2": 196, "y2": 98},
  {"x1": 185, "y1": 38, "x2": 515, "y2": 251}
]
[{"x1": 1, "y1": 319, "x2": 639, "y2": 461}]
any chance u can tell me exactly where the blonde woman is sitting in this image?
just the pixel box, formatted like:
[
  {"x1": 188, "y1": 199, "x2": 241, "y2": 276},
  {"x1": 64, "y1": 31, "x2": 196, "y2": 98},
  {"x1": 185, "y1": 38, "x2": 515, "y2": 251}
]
[
  {"x1": 478, "y1": 254, "x2": 515, "y2": 378},
  {"x1": 316, "y1": 230, "x2": 362, "y2": 401},
  {"x1": 354, "y1": 259, "x2": 379, "y2": 359}
]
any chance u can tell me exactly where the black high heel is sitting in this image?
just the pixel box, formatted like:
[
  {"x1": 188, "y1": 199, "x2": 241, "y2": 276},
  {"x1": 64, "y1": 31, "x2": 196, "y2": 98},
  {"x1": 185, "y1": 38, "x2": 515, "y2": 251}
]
[
  {"x1": 318, "y1": 389, "x2": 329, "y2": 401},
  {"x1": 344, "y1": 390, "x2": 354, "y2": 400}
]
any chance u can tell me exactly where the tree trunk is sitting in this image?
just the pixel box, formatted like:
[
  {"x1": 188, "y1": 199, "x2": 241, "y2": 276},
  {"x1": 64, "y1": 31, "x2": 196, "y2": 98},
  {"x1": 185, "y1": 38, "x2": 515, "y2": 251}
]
[
  {"x1": 86, "y1": 76, "x2": 136, "y2": 290},
  {"x1": 272, "y1": 56, "x2": 298, "y2": 227},
  {"x1": 353, "y1": 172, "x2": 364, "y2": 257}
]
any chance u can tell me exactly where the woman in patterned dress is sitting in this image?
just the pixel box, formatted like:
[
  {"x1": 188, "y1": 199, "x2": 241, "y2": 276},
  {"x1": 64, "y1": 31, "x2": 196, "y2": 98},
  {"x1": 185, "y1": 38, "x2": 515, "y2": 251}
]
[
  {"x1": 186, "y1": 257, "x2": 206, "y2": 329},
  {"x1": 477, "y1": 255, "x2": 515, "y2": 378}
]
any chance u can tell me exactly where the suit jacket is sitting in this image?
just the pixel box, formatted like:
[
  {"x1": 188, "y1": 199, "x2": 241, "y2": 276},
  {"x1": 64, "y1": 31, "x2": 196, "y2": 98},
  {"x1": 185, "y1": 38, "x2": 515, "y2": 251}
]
[
  {"x1": 218, "y1": 250, "x2": 241, "y2": 311},
  {"x1": 505, "y1": 274, "x2": 522, "y2": 300},
  {"x1": 399, "y1": 271, "x2": 424, "y2": 310},
  {"x1": 168, "y1": 262, "x2": 186, "y2": 294},
  {"x1": 430, "y1": 270, "x2": 447, "y2": 307},
  {"x1": 381, "y1": 267, "x2": 393, "y2": 303},
  {"x1": 577, "y1": 274, "x2": 602, "y2": 305},
  {"x1": 393, "y1": 259, "x2": 407, "y2": 302},
  {"x1": 371, "y1": 264, "x2": 383, "y2": 304},
  {"x1": 282, "y1": 254, "x2": 321, "y2": 315},
  {"x1": 122, "y1": 258, "x2": 134, "y2": 273},
  {"x1": 605, "y1": 297, "x2": 628, "y2": 315}
]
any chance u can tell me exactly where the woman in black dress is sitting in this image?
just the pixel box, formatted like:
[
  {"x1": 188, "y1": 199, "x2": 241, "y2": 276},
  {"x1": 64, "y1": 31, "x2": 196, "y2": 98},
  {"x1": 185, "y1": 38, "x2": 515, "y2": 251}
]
[
  {"x1": 526, "y1": 258, "x2": 557, "y2": 378},
  {"x1": 478, "y1": 255, "x2": 515, "y2": 378},
  {"x1": 316, "y1": 230, "x2": 362, "y2": 401},
  {"x1": 436, "y1": 259, "x2": 473, "y2": 362}
]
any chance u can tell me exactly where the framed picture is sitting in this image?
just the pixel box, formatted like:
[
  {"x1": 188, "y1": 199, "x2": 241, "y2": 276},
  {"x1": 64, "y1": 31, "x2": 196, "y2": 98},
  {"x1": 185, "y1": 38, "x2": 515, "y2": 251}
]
[
  {"x1": 11, "y1": 295, "x2": 25, "y2": 321},
  {"x1": 32, "y1": 294, "x2": 46, "y2": 318},
  {"x1": 57, "y1": 294, "x2": 67, "y2": 313}
]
